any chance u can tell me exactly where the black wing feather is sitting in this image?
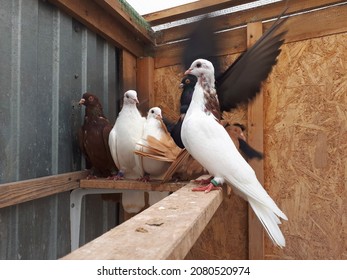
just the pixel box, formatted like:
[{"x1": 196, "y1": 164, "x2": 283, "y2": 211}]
[{"x1": 217, "y1": 16, "x2": 288, "y2": 111}]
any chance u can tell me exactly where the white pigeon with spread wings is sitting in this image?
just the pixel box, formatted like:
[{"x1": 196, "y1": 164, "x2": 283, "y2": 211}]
[
  {"x1": 108, "y1": 90, "x2": 145, "y2": 213},
  {"x1": 181, "y1": 59, "x2": 288, "y2": 247}
]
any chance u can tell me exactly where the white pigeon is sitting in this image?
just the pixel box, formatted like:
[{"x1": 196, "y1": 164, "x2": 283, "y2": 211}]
[
  {"x1": 136, "y1": 107, "x2": 171, "y2": 204},
  {"x1": 108, "y1": 90, "x2": 145, "y2": 213},
  {"x1": 181, "y1": 58, "x2": 288, "y2": 248},
  {"x1": 137, "y1": 107, "x2": 172, "y2": 179}
]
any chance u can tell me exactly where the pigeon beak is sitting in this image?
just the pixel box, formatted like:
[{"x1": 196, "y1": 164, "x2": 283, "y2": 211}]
[
  {"x1": 184, "y1": 68, "x2": 192, "y2": 75},
  {"x1": 155, "y1": 114, "x2": 162, "y2": 120},
  {"x1": 239, "y1": 132, "x2": 246, "y2": 141},
  {"x1": 79, "y1": 98, "x2": 85, "y2": 105},
  {"x1": 133, "y1": 97, "x2": 139, "y2": 104},
  {"x1": 179, "y1": 83, "x2": 184, "y2": 88}
]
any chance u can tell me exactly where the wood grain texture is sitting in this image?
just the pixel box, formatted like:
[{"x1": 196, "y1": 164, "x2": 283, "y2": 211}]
[
  {"x1": 246, "y1": 22, "x2": 265, "y2": 260},
  {"x1": 80, "y1": 178, "x2": 186, "y2": 192},
  {"x1": 62, "y1": 180, "x2": 223, "y2": 259},
  {"x1": 262, "y1": 33, "x2": 347, "y2": 259},
  {"x1": 0, "y1": 171, "x2": 88, "y2": 208}
]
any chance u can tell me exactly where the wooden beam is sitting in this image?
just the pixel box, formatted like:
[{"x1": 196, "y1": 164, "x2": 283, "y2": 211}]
[
  {"x1": 247, "y1": 22, "x2": 264, "y2": 260},
  {"x1": 137, "y1": 57, "x2": 155, "y2": 112},
  {"x1": 80, "y1": 178, "x2": 186, "y2": 192},
  {"x1": 47, "y1": 0, "x2": 149, "y2": 57},
  {"x1": 94, "y1": 0, "x2": 154, "y2": 44},
  {"x1": 121, "y1": 50, "x2": 137, "y2": 93},
  {"x1": 154, "y1": 3, "x2": 347, "y2": 68},
  {"x1": 155, "y1": 0, "x2": 344, "y2": 45},
  {"x1": 0, "y1": 171, "x2": 89, "y2": 208},
  {"x1": 62, "y1": 181, "x2": 223, "y2": 259},
  {"x1": 143, "y1": 0, "x2": 254, "y2": 26}
]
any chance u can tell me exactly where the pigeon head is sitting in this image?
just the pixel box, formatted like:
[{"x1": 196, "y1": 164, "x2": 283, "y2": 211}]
[
  {"x1": 123, "y1": 90, "x2": 139, "y2": 105},
  {"x1": 147, "y1": 107, "x2": 162, "y2": 120},
  {"x1": 79, "y1": 92, "x2": 101, "y2": 107},
  {"x1": 184, "y1": 59, "x2": 215, "y2": 86},
  {"x1": 179, "y1": 74, "x2": 197, "y2": 89}
]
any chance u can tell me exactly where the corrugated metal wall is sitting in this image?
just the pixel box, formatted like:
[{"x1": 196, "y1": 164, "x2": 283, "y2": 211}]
[{"x1": 0, "y1": 0, "x2": 120, "y2": 259}]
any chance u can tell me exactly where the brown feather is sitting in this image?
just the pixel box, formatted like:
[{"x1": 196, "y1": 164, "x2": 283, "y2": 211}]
[{"x1": 79, "y1": 92, "x2": 117, "y2": 177}]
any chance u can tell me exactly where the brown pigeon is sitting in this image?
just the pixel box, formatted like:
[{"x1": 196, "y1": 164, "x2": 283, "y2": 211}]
[{"x1": 79, "y1": 92, "x2": 116, "y2": 178}]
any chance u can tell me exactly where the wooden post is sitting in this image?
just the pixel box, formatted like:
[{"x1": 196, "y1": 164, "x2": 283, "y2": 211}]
[
  {"x1": 247, "y1": 22, "x2": 265, "y2": 260},
  {"x1": 121, "y1": 50, "x2": 137, "y2": 93},
  {"x1": 136, "y1": 57, "x2": 154, "y2": 113}
]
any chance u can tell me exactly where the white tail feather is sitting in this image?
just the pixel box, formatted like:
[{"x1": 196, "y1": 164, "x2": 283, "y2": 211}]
[{"x1": 248, "y1": 198, "x2": 286, "y2": 248}]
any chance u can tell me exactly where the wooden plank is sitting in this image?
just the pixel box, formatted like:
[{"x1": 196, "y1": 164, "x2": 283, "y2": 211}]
[
  {"x1": 121, "y1": 50, "x2": 137, "y2": 93},
  {"x1": 47, "y1": 0, "x2": 148, "y2": 57},
  {"x1": 155, "y1": 25, "x2": 247, "y2": 69},
  {"x1": 137, "y1": 56, "x2": 155, "y2": 112},
  {"x1": 0, "y1": 171, "x2": 88, "y2": 209},
  {"x1": 143, "y1": 0, "x2": 254, "y2": 26},
  {"x1": 94, "y1": 0, "x2": 154, "y2": 43},
  {"x1": 62, "y1": 181, "x2": 223, "y2": 259},
  {"x1": 155, "y1": 0, "x2": 344, "y2": 45},
  {"x1": 247, "y1": 22, "x2": 264, "y2": 260},
  {"x1": 80, "y1": 178, "x2": 186, "y2": 192},
  {"x1": 154, "y1": 3, "x2": 347, "y2": 68}
]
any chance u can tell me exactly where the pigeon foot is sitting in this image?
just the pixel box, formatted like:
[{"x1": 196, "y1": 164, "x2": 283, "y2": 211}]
[
  {"x1": 191, "y1": 176, "x2": 213, "y2": 185},
  {"x1": 192, "y1": 183, "x2": 221, "y2": 193}
]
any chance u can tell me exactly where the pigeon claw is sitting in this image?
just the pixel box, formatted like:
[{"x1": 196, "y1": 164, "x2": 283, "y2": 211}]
[
  {"x1": 191, "y1": 176, "x2": 213, "y2": 185},
  {"x1": 192, "y1": 183, "x2": 221, "y2": 193}
]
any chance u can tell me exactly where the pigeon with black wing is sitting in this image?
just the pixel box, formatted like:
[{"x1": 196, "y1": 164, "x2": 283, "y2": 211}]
[{"x1": 182, "y1": 58, "x2": 287, "y2": 248}]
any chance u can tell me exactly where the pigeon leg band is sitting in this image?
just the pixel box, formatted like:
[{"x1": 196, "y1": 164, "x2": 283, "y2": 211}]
[{"x1": 211, "y1": 178, "x2": 219, "y2": 186}]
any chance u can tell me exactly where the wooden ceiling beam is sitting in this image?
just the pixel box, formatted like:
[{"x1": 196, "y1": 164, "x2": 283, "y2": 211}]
[
  {"x1": 48, "y1": 0, "x2": 153, "y2": 57},
  {"x1": 154, "y1": 3, "x2": 347, "y2": 68},
  {"x1": 143, "y1": 0, "x2": 255, "y2": 26},
  {"x1": 155, "y1": 0, "x2": 345, "y2": 45},
  {"x1": 94, "y1": 0, "x2": 155, "y2": 44}
]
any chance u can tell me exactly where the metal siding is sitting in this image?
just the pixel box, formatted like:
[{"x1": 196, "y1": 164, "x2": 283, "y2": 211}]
[{"x1": 0, "y1": 0, "x2": 120, "y2": 259}]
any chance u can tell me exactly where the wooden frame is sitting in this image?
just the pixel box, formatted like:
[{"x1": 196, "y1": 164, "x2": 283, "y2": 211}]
[{"x1": 0, "y1": 171, "x2": 88, "y2": 208}]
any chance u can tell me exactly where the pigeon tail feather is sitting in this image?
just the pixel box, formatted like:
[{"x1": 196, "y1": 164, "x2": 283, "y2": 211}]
[{"x1": 248, "y1": 198, "x2": 286, "y2": 248}]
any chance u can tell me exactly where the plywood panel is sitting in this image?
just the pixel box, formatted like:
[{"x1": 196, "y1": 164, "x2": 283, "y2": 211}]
[{"x1": 263, "y1": 33, "x2": 347, "y2": 259}]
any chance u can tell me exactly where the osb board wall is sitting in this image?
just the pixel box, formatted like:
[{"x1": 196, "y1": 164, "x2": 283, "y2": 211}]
[
  {"x1": 154, "y1": 54, "x2": 250, "y2": 259},
  {"x1": 263, "y1": 32, "x2": 347, "y2": 259}
]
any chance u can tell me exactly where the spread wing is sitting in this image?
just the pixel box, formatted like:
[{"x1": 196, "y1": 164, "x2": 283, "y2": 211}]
[{"x1": 217, "y1": 15, "x2": 287, "y2": 111}]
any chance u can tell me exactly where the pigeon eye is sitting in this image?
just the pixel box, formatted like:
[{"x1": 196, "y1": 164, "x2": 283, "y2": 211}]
[
  {"x1": 196, "y1": 62, "x2": 202, "y2": 68},
  {"x1": 88, "y1": 96, "x2": 94, "y2": 102},
  {"x1": 185, "y1": 79, "x2": 190, "y2": 84},
  {"x1": 125, "y1": 94, "x2": 129, "y2": 98},
  {"x1": 151, "y1": 109, "x2": 154, "y2": 114}
]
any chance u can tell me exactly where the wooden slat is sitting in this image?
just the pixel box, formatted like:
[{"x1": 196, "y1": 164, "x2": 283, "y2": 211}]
[
  {"x1": 155, "y1": 0, "x2": 344, "y2": 45},
  {"x1": 137, "y1": 56, "x2": 155, "y2": 112},
  {"x1": 121, "y1": 50, "x2": 137, "y2": 93},
  {"x1": 94, "y1": 0, "x2": 154, "y2": 43},
  {"x1": 154, "y1": 3, "x2": 347, "y2": 68},
  {"x1": 80, "y1": 178, "x2": 186, "y2": 192},
  {"x1": 62, "y1": 181, "x2": 223, "y2": 259},
  {"x1": 143, "y1": 0, "x2": 254, "y2": 26},
  {"x1": 47, "y1": 0, "x2": 148, "y2": 57},
  {"x1": 0, "y1": 171, "x2": 89, "y2": 208},
  {"x1": 247, "y1": 22, "x2": 264, "y2": 260}
]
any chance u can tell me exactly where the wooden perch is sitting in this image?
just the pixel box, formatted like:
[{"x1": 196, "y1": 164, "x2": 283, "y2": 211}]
[{"x1": 62, "y1": 177, "x2": 223, "y2": 259}]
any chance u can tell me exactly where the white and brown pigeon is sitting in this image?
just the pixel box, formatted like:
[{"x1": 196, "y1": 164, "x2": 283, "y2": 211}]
[
  {"x1": 108, "y1": 90, "x2": 145, "y2": 213},
  {"x1": 182, "y1": 58, "x2": 288, "y2": 248},
  {"x1": 136, "y1": 107, "x2": 174, "y2": 180}
]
